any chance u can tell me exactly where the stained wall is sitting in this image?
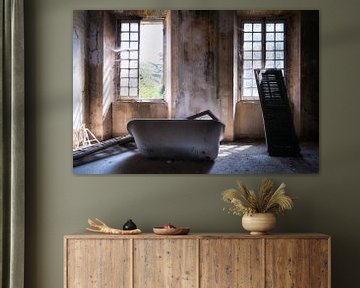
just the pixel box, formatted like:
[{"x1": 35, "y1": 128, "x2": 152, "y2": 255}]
[
  {"x1": 72, "y1": 11, "x2": 87, "y2": 133},
  {"x1": 112, "y1": 101, "x2": 168, "y2": 135}
]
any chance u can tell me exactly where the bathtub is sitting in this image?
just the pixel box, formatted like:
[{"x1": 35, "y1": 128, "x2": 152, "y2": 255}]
[{"x1": 127, "y1": 112, "x2": 225, "y2": 160}]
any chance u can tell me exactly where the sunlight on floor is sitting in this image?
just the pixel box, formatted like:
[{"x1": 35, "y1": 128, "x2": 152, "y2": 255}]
[{"x1": 218, "y1": 144, "x2": 253, "y2": 158}]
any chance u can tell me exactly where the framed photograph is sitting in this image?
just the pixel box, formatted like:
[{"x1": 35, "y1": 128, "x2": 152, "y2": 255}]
[{"x1": 72, "y1": 10, "x2": 319, "y2": 174}]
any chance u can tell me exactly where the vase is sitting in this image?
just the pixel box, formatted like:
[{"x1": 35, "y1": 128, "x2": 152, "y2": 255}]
[
  {"x1": 123, "y1": 219, "x2": 137, "y2": 230},
  {"x1": 242, "y1": 213, "x2": 276, "y2": 235}
]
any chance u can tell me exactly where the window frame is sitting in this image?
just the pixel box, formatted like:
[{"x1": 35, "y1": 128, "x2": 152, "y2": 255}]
[
  {"x1": 116, "y1": 19, "x2": 141, "y2": 99},
  {"x1": 239, "y1": 18, "x2": 287, "y2": 101},
  {"x1": 115, "y1": 17, "x2": 166, "y2": 102}
]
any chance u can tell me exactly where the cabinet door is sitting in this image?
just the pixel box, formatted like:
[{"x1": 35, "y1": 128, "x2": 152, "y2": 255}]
[
  {"x1": 66, "y1": 239, "x2": 131, "y2": 288},
  {"x1": 134, "y1": 239, "x2": 198, "y2": 288},
  {"x1": 200, "y1": 239, "x2": 264, "y2": 288},
  {"x1": 265, "y1": 239, "x2": 310, "y2": 288},
  {"x1": 309, "y1": 239, "x2": 330, "y2": 288}
]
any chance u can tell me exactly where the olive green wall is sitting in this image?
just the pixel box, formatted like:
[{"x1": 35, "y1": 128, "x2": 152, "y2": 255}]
[{"x1": 24, "y1": 0, "x2": 360, "y2": 287}]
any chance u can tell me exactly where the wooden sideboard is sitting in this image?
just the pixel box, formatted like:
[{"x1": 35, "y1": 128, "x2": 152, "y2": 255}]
[{"x1": 64, "y1": 233, "x2": 330, "y2": 288}]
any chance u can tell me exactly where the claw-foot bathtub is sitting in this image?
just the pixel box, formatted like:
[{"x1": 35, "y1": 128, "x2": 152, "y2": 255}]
[{"x1": 127, "y1": 111, "x2": 225, "y2": 160}]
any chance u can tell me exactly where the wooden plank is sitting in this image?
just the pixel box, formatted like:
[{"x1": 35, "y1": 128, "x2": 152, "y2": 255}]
[
  {"x1": 66, "y1": 239, "x2": 131, "y2": 288},
  {"x1": 73, "y1": 134, "x2": 134, "y2": 159},
  {"x1": 265, "y1": 239, "x2": 310, "y2": 288},
  {"x1": 196, "y1": 239, "x2": 200, "y2": 288},
  {"x1": 309, "y1": 239, "x2": 330, "y2": 288},
  {"x1": 64, "y1": 234, "x2": 330, "y2": 288},
  {"x1": 200, "y1": 239, "x2": 264, "y2": 288},
  {"x1": 64, "y1": 233, "x2": 330, "y2": 240},
  {"x1": 133, "y1": 239, "x2": 197, "y2": 288},
  {"x1": 64, "y1": 238, "x2": 68, "y2": 288}
]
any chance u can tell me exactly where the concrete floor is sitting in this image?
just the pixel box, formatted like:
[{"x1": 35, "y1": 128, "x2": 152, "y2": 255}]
[{"x1": 73, "y1": 141, "x2": 319, "y2": 174}]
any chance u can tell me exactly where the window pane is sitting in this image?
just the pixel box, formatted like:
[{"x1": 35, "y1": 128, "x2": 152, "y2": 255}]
[
  {"x1": 266, "y1": 33, "x2": 274, "y2": 41},
  {"x1": 244, "y1": 79, "x2": 252, "y2": 88},
  {"x1": 244, "y1": 33, "x2": 252, "y2": 41},
  {"x1": 243, "y1": 42, "x2": 252, "y2": 50},
  {"x1": 129, "y1": 88, "x2": 137, "y2": 97},
  {"x1": 130, "y1": 51, "x2": 138, "y2": 59},
  {"x1": 276, "y1": 51, "x2": 284, "y2": 59},
  {"x1": 266, "y1": 60, "x2": 274, "y2": 68},
  {"x1": 121, "y1": 51, "x2": 129, "y2": 59},
  {"x1": 266, "y1": 51, "x2": 274, "y2": 60},
  {"x1": 276, "y1": 33, "x2": 284, "y2": 41},
  {"x1": 253, "y1": 23, "x2": 262, "y2": 32},
  {"x1": 252, "y1": 88, "x2": 259, "y2": 96},
  {"x1": 130, "y1": 60, "x2": 138, "y2": 68},
  {"x1": 130, "y1": 33, "x2": 138, "y2": 41},
  {"x1": 244, "y1": 51, "x2": 252, "y2": 60},
  {"x1": 243, "y1": 88, "x2": 252, "y2": 96},
  {"x1": 275, "y1": 60, "x2": 284, "y2": 68},
  {"x1": 244, "y1": 23, "x2": 252, "y2": 32},
  {"x1": 130, "y1": 42, "x2": 138, "y2": 49},
  {"x1": 253, "y1": 42, "x2": 261, "y2": 50},
  {"x1": 253, "y1": 51, "x2": 261, "y2": 60},
  {"x1": 253, "y1": 60, "x2": 261, "y2": 68},
  {"x1": 130, "y1": 23, "x2": 139, "y2": 31},
  {"x1": 121, "y1": 32, "x2": 129, "y2": 41},
  {"x1": 121, "y1": 23, "x2": 129, "y2": 31},
  {"x1": 266, "y1": 23, "x2": 274, "y2": 32},
  {"x1": 129, "y1": 69, "x2": 137, "y2": 77},
  {"x1": 243, "y1": 60, "x2": 252, "y2": 69},
  {"x1": 120, "y1": 87, "x2": 128, "y2": 96},
  {"x1": 129, "y1": 78, "x2": 138, "y2": 87},
  {"x1": 253, "y1": 33, "x2": 261, "y2": 41},
  {"x1": 120, "y1": 78, "x2": 129, "y2": 86},
  {"x1": 120, "y1": 60, "x2": 129, "y2": 68},
  {"x1": 276, "y1": 23, "x2": 284, "y2": 32},
  {"x1": 121, "y1": 42, "x2": 130, "y2": 50},
  {"x1": 120, "y1": 69, "x2": 129, "y2": 77},
  {"x1": 244, "y1": 69, "x2": 253, "y2": 78},
  {"x1": 275, "y1": 42, "x2": 284, "y2": 50},
  {"x1": 266, "y1": 42, "x2": 274, "y2": 50}
]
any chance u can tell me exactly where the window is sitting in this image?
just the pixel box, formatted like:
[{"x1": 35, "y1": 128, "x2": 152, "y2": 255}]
[
  {"x1": 241, "y1": 20, "x2": 285, "y2": 99},
  {"x1": 116, "y1": 19, "x2": 164, "y2": 100}
]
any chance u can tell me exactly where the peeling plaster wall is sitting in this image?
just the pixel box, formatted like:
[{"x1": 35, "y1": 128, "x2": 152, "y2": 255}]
[
  {"x1": 301, "y1": 11, "x2": 319, "y2": 141},
  {"x1": 171, "y1": 10, "x2": 234, "y2": 140},
  {"x1": 72, "y1": 11, "x2": 87, "y2": 132},
  {"x1": 87, "y1": 11, "x2": 104, "y2": 139},
  {"x1": 87, "y1": 11, "x2": 116, "y2": 140},
  {"x1": 102, "y1": 12, "x2": 116, "y2": 139},
  {"x1": 112, "y1": 101, "x2": 168, "y2": 136},
  {"x1": 217, "y1": 11, "x2": 235, "y2": 140},
  {"x1": 287, "y1": 12, "x2": 302, "y2": 137},
  {"x1": 234, "y1": 101, "x2": 264, "y2": 139},
  {"x1": 172, "y1": 11, "x2": 218, "y2": 117}
]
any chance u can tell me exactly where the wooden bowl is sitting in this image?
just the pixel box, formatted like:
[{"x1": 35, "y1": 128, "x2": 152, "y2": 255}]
[{"x1": 153, "y1": 227, "x2": 190, "y2": 235}]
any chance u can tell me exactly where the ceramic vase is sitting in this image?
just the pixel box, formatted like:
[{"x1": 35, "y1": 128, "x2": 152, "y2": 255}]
[{"x1": 242, "y1": 213, "x2": 276, "y2": 235}]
